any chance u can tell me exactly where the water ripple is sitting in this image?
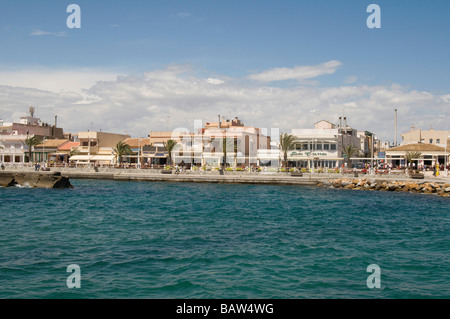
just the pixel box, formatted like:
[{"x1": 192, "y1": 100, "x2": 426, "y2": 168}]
[{"x1": 0, "y1": 179, "x2": 449, "y2": 298}]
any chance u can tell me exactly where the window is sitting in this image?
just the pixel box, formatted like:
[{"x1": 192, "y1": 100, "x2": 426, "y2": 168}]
[
  {"x1": 429, "y1": 139, "x2": 433, "y2": 143},
  {"x1": 330, "y1": 144, "x2": 337, "y2": 151},
  {"x1": 302, "y1": 143, "x2": 309, "y2": 150},
  {"x1": 316, "y1": 143, "x2": 322, "y2": 150},
  {"x1": 82, "y1": 141, "x2": 97, "y2": 147},
  {"x1": 436, "y1": 139, "x2": 440, "y2": 144},
  {"x1": 324, "y1": 144, "x2": 330, "y2": 150}
]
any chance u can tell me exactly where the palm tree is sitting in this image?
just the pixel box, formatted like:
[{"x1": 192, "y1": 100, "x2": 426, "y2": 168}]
[
  {"x1": 279, "y1": 133, "x2": 296, "y2": 168},
  {"x1": 405, "y1": 151, "x2": 422, "y2": 169},
  {"x1": 163, "y1": 139, "x2": 177, "y2": 167},
  {"x1": 342, "y1": 144, "x2": 358, "y2": 168},
  {"x1": 113, "y1": 141, "x2": 133, "y2": 164},
  {"x1": 69, "y1": 148, "x2": 80, "y2": 158},
  {"x1": 221, "y1": 136, "x2": 238, "y2": 168},
  {"x1": 24, "y1": 136, "x2": 42, "y2": 163}
]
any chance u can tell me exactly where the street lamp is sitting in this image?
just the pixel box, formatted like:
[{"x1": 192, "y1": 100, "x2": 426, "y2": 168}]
[
  {"x1": 138, "y1": 138, "x2": 142, "y2": 169},
  {"x1": 26, "y1": 130, "x2": 29, "y2": 164},
  {"x1": 42, "y1": 137, "x2": 47, "y2": 166},
  {"x1": 445, "y1": 135, "x2": 450, "y2": 176}
]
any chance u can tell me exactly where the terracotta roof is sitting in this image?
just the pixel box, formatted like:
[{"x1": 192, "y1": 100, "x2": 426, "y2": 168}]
[
  {"x1": 388, "y1": 143, "x2": 445, "y2": 152},
  {"x1": 58, "y1": 141, "x2": 80, "y2": 151},
  {"x1": 35, "y1": 139, "x2": 69, "y2": 148},
  {"x1": 123, "y1": 138, "x2": 152, "y2": 148}
]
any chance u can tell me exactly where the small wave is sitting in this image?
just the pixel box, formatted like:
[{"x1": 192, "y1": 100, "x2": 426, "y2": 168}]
[{"x1": 14, "y1": 183, "x2": 32, "y2": 188}]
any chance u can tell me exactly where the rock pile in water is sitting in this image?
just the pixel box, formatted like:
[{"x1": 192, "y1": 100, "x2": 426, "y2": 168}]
[
  {"x1": 318, "y1": 178, "x2": 450, "y2": 197},
  {"x1": 0, "y1": 171, "x2": 72, "y2": 188}
]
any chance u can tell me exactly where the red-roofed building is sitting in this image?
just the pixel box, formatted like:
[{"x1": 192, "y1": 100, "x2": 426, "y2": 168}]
[{"x1": 58, "y1": 141, "x2": 80, "y2": 152}]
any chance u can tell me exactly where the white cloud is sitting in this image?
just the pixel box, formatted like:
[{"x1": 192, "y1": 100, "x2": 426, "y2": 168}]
[
  {"x1": 344, "y1": 76, "x2": 358, "y2": 84},
  {"x1": 206, "y1": 78, "x2": 225, "y2": 85},
  {"x1": 248, "y1": 60, "x2": 342, "y2": 82},
  {"x1": 30, "y1": 29, "x2": 66, "y2": 37},
  {"x1": 439, "y1": 94, "x2": 450, "y2": 103},
  {"x1": 0, "y1": 65, "x2": 448, "y2": 143},
  {"x1": 174, "y1": 12, "x2": 192, "y2": 18},
  {"x1": 0, "y1": 68, "x2": 120, "y2": 93}
]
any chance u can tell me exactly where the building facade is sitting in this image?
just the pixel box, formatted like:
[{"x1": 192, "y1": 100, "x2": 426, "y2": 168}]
[
  {"x1": 0, "y1": 109, "x2": 65, "y2": 164},
  {"x1": 69, "y1": 131, "x2": 130, "y2": 165},
  {"x1": 402, "y1": 128, "x2": 450, "y2": 147},
  {"x1": 285, "y1": 119, "x2": 364, "y2": 168},
  {"x1": 385, "y1": 143, "x2": 447, "y2": 168},
  {"x1": 173, "y1": 117, "x2": 272, "y2": 167}
]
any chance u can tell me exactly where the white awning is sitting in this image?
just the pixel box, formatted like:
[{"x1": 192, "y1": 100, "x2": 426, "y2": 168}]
[{"x1": 70, "y1": 155, "x2": 115, "y2": 162}]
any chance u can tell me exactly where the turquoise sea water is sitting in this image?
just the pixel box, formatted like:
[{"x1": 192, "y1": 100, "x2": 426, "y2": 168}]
[{"x1": 0, "y1": 179, "x2": 449, "y2": 299}]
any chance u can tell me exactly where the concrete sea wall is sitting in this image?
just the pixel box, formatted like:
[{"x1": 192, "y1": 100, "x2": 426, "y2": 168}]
[{"x1": 2, "y1": 167, "x2": 450, "y2": 197}]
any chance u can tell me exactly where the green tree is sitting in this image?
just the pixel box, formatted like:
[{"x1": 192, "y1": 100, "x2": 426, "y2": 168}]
[
  {"x1": 221, "y1": 136, "x2": 238, "y2": 168},
  {"x1": 405, "y1": 151, "x2": 422, "y2": 168},
  {"x1": 24, "y1": 136, "x2": 42, "y2": 163},
  {"x1": 69, "y1": 148, "x2": 80, "y2": 159},
  {"x1": 113, "y1": 141, "x2": 133, "y2": 164},
  {"x1": 342, "y1": 144, "x2": 358, "y2": 168},
  {"x1": 163, "y1": 139, "x2": 177, "y2": 166},
  {"x1": 279, "y1": 133, "x2": 296, "y2": 168}
]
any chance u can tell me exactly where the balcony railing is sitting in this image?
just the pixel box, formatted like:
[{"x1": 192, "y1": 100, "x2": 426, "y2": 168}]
[
  {"x1": 77, "y1": 146, "x2": 99, "y2": 153},
  {"x1": 0, "y1": 149, "x2": 26, "y2": 155}
]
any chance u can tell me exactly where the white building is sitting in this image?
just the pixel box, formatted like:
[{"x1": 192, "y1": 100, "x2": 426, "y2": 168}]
[
  {"x1": 286, "y1": 120, "x2": 363, "y2": 168},
  {"x1": 0, "y1": 135, "x2": 28, "y2": 164}
]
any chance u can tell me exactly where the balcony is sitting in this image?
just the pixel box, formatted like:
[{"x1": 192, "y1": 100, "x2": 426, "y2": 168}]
[{"x1": 77, "y1": 146, "x2": 99, "y2": 154}]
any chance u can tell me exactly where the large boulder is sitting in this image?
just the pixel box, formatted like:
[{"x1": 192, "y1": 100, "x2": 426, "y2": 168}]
[
  {"x1": 0, "y1": 172, "x2": 15, "y2": 187},
  {"x1": 0, "y1": 171, "x2": 72, "y2": 188}
]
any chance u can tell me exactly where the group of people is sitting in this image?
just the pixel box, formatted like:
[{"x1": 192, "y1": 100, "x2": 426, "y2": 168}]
[{"x1": 34, "y1": 162, "x2": 47, "y2": 171}]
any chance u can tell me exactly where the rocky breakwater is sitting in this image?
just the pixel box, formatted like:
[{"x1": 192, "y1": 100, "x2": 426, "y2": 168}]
[
  {"x1": 0, "y1": 171, "x2": 72, "y2": 188},
  {"x1": 318, "y1": 178, "x2": 450, "y2": 198}
]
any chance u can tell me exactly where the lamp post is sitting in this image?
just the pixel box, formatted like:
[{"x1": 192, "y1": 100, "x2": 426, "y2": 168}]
[
  {"x1": 87, "y1": 135, "x2": 91, "y2": 168},
  {"x1": 42, "y1": 137, "x2": 47, "y2": 166},
  {"x1": 138, "y1": 138, "x2": 142, "y2": 169},
  {"x1": 26, "y1": 131, "x2": 29, "y2": 164},
  {"x1": 371, "y1": 134, "x2": 374, "y2": 169},
  {"x1": 394, "y1": 108, "x2": 398, "y2": 146},
  {"x1": 445, "y1": 135, "x2": 450, "y2": 176}
]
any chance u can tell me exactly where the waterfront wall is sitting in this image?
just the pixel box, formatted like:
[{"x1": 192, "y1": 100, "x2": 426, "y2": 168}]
[{"x1": 2, "y1": 167, "x2": 450, "y2": 197}]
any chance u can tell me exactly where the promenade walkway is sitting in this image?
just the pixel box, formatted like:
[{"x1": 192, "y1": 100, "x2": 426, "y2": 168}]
[{"x1": 3, "y1": 166, "x2": 450, "y2": 186}]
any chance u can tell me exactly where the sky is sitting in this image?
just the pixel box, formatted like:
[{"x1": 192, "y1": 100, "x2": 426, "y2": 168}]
[{"x1": 0, "y1": 0, "x2": 449, "y2": 142}]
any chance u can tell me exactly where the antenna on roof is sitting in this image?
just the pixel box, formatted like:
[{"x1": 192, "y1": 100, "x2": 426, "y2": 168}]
[{"x1": 27, "y1": 105, "x2": 35, "y2": 118}]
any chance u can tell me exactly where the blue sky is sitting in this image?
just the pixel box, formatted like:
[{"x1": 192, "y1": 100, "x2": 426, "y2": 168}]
[{"x1": 0, "y1": 0, "x2": 449, "y2": 140}]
